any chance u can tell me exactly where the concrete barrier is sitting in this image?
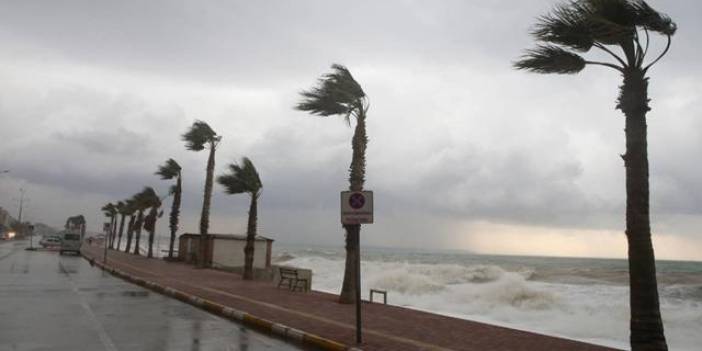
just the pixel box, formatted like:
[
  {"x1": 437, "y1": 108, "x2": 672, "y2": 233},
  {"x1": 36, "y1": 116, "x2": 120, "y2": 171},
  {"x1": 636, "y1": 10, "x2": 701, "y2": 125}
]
[{"x1": 272, "y1": 265, "x2": 313, "y2": 291}]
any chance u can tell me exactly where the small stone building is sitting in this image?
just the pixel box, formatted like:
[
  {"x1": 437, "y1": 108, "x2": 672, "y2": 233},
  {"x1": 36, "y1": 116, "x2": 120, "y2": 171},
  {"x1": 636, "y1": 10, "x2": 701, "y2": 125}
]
[{"x1": 178, "y1": 233, "x2": 273, "y2": 269}]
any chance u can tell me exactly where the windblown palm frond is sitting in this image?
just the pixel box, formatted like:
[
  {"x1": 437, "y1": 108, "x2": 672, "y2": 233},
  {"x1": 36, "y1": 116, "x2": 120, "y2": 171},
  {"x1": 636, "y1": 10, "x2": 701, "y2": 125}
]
[
  {"x1": 533, "y1": 2, "x2": 595, "y2": 51},
  {"x1": 139, "y1": 187, "x2": 162, "y2": 208},
  {"x1": 515, "y1": 45, "x2": 586, "y2": 74},
  {"x1": 217, "y1": 157, "x2": 262, "y2": 196},
  {"x1": 156, "y1": 159, "x2": 181, "y2": 180},
  {"x1": 101, "y1": 203, "x2": 117, "y2": 217},
  {"x1": 630, "y1": 1, "x2": 676, "y2": 35},
  {"x1": 182, "y1": 120, "x2": 219, "y2": 151},
  {"x1": 114, "y1": 201, "x2": 126, "y2": 215},
  {"x1": 516, "y1": 0, "x2": 676, "y2": 73},
  {"x1": 123, "y1": 199, "x2": 137, "y2": 215},
  {"x1": 296, "y1": 64, "x2": 366, "y2": 121}
]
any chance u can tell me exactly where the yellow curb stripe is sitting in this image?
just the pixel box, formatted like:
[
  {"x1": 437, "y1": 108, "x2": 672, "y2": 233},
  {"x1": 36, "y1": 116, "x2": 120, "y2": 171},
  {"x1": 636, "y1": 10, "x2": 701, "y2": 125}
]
[{"x1": 303, "y1": 333, "x2": 349, "y2": 351}]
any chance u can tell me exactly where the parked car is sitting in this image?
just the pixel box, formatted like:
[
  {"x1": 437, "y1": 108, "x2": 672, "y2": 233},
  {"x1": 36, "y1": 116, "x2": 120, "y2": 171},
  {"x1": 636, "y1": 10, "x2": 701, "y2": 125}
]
[
  {"x1": 1, "y1": 230, "x2": 16, "y2": 240},
  {"x1": 59, "y1": 232, "x2": 82, "y2": 255},
  {"x1": 39, "y1": 235, "x2": 62, "y2": 248}
]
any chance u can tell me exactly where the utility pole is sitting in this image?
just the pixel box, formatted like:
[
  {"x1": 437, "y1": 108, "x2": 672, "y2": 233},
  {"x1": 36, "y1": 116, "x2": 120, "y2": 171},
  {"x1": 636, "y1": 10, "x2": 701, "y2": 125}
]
[{"x1": 17, "y1": 188, "x2": 25, "y2": 223}]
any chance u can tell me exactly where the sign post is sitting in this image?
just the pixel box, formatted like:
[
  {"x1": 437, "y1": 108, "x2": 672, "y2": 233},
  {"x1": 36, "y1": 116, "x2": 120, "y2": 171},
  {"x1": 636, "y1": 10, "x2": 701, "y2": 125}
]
[{"x1": 341, "y1": 191, "x2": 373, "y2": 344}]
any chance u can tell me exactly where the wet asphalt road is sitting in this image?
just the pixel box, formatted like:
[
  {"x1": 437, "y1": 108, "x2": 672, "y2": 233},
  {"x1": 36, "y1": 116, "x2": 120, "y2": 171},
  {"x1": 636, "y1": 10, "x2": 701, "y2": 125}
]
[{"x1": 0, "y1": 240, "x2": 304, "y2": 351}]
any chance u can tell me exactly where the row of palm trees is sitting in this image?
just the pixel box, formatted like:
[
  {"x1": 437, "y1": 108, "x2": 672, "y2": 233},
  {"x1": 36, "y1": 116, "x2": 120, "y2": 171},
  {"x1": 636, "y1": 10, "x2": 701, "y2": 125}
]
[
  {"x1": 101, "y1": 122, "x2": 263, "y2": 279},
  {"x1": 101, "y1": 187, "x2": 161, "y2": 258},
  {"x1": 101, "y1": 1, "x2": 674, "y2": 349}
]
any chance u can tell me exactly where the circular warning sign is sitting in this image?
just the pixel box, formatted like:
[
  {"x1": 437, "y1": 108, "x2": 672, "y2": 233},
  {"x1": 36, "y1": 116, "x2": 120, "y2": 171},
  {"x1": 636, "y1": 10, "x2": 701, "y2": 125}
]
[{"x1": 349, "y1": 193, "x2": 366, "y2": 209}]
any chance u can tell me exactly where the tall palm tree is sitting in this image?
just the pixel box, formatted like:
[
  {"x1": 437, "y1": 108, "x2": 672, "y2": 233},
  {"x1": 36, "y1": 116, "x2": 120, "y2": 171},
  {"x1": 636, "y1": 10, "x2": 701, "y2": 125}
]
[
  {"x1": 124, "y1": 198, "x2": 137, "y2": 253},
  {"x1": 156, "y1": 158, "x2": 182, "y2": 259},
  {"x1": 110, "y1": 201, "x2": 125, "y2": 249},
  {"x1": 101, "y1": 203, "x2": 117, "y2": 246},
  {"x1": 217, "y1": 157, "x2": 263, "y2": 280},
  {"x1": 514, "y1": 1, "x2": 675, "y2": 349},
  {"x1": 296, "y1": 64, "x2": 369, "y2": 304},
  {"x1": 139, "y1": 187, "x2": 162, "y2": 259},
  {"x1": 131, "y1": 190, "x2": 150, "y2": 256},
  {"x1": 182, "y1": 120, "x2": 221, "y2": 267},
  {"x1": 115, "y1": 201, "x2": 128, "y2": 251}
]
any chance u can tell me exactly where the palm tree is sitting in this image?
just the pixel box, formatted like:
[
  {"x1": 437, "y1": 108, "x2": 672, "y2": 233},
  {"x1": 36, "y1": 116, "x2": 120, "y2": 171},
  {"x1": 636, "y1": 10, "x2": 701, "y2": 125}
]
[
  {"x1": 156, "y1": 158, "x2": 182, "y2": 259},
  {"x1": 132, "y1": 190, "x2": 150, "y2": 256},
  {"x1": 514, "y1": 1, "x2": 675, "y2": 349},
  {"x1": 109, "y1": 201, "x2": 123, "y2": 248},
  {"x1": 114, "y1": 201, "x2": 128, "y2": 250},
  {"x1": 123, "y1": 198, "x2": 137, "y2": 253},
  {"x1": 101, "y1": 203, "x2": 117, "y2": 246},
  {"x1": 182, "y1": 120, "x2": 221, "y2": 267},
  {"x1": 296, "y1": 64, "x2": 369, "y2": 304},
  {"x1": 139, "y1": 187, "x2": 162, "y2": 259},
  {"x1": 217, "y1": 157, "x2": 263, "y2": 280}
]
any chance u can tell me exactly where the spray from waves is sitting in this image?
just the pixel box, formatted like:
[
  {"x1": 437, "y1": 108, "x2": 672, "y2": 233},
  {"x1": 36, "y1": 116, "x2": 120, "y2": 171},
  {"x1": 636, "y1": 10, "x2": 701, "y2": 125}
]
[
  {"x1": 273, "y1": 252, "x2": 296, "y2": 263},
  {"x1": 285, "y1": 255, "x2": 556, "y2": 308}
]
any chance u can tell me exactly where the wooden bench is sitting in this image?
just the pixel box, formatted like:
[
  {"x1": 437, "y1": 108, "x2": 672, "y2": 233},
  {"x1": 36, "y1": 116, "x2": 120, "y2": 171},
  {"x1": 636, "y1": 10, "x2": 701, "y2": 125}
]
[{"x1": 277, "y1": 267, "x2": 308, "y2": 292}]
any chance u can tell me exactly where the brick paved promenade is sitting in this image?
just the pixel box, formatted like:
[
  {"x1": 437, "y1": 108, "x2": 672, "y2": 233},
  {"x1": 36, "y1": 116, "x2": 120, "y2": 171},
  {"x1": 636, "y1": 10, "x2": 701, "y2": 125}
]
[{"x1": 83, "y1": 245, "x2": 620, "y2": 351}]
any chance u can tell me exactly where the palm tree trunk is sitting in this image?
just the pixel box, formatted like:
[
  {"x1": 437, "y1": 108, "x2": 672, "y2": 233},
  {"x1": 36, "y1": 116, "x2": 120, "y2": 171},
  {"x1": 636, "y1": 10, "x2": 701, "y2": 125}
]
[
  {"x1": 147, "y1": 209, "x2": 156, "y2": 259},
  {"x1": 169, "y1": 176, "x2": 182, "y2": 259},
  {"x1": 133, "y1": 210, "x2": 144, "y2": 255},
  {"x1": 339, "y1": 110, "x2": 368, "y2": 304},
  {"x1": 110, "y1": 216, "x2": 117, "y2": 248},
  {"x1": 198, "y1": 144, "x2": 216, "y2": 267},
  {"x1": 618, "y1": 68, "x2": 667, "y2": 351},
  {"x1": 125, "y1": 215, "x2": 135, "y2": 253},
  {"x1": 243, "y1": 195, "x2": 258, "y2": 280},
  {"x1": 116, "y1": 214, "x2": 126, "y2": 250}
]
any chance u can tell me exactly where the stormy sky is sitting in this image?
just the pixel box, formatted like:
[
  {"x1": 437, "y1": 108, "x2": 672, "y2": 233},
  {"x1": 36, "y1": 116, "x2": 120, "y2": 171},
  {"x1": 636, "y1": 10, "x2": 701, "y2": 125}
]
[{"x1": 1, "y1": 0, "x2": 700, "y2": 260}]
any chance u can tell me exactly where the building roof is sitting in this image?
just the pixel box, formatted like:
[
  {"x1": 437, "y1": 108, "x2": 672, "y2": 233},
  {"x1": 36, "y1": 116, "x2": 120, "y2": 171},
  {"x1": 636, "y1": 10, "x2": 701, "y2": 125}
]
[{"x1": 180, "y1": 233, "x2": 274, "y2": 242}]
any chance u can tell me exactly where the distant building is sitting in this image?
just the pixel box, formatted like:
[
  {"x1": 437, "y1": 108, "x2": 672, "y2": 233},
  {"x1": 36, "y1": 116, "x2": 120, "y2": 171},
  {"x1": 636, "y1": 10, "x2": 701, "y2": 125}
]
[
  {"x1": 0, "y1": 207, "x2": 16, "y2": 237},
  {"x1": 178, "y1": 233, "x2": 273, "y2": 269},
  {"x1": 0, "y1": 207, "x2": 15, "y2": 227}
]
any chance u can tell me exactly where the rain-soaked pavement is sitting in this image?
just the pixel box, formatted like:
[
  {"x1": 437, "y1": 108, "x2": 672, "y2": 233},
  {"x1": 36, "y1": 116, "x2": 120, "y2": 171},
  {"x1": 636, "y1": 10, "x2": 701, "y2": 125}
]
[{"x1": 0, "y1": 240, "x2": 305, "y2": 351}]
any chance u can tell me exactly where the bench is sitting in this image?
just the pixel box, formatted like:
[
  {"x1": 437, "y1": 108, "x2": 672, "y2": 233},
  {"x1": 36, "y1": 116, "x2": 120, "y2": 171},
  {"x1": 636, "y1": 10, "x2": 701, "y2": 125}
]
[
  {"x1": 277, "y1": 267, "x2": 308, "y2": 292},
  {"x1": 370, "y1": 289, "x2": 387, "y2": 304}
]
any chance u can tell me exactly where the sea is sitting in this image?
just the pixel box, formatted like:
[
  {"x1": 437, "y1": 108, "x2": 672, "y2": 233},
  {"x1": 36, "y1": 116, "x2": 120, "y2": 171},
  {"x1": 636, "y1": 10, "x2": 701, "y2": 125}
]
[
  {"x1": 139, "y1": 236, "x2": 701, "y2": 350},
  {"x1": 274, "y1": 244, "x2": 702, "y2": 351}
]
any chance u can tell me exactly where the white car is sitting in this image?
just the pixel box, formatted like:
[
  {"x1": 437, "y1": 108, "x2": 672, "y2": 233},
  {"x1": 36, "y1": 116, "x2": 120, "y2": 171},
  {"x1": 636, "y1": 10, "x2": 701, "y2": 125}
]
[{"x1": 40, "y1": 236, "x2": 62, "y2": 248}]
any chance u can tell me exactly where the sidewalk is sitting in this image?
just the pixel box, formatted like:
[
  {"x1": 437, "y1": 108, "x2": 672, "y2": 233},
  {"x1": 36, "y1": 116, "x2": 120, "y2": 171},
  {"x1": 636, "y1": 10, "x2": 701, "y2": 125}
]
[{"x1": 82, "y1": 244, "x2": 620, "y2": 351}]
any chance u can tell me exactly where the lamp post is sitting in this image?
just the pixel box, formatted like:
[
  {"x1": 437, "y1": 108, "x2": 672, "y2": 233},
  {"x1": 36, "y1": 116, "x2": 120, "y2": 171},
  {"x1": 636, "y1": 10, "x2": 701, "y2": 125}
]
[{"x1": 17, "y1": 188, "x2": 25, "y2": 224}]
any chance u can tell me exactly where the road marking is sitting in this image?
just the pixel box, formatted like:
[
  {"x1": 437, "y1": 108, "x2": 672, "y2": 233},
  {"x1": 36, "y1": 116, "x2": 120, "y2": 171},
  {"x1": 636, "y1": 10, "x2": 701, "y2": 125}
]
[
  {"x1": 59, "y1": 261, "x2": 119, "y2": 351},
  {"x1": 101, "y1": 250, "x2": 454, "y2": 351}
]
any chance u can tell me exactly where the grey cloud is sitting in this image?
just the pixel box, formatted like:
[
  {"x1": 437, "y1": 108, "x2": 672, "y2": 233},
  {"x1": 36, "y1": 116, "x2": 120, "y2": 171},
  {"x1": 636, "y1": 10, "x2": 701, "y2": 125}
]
[
  {"x1": 54, "y1": 128, "x2": 148, "y2": 156},
  {"x1": 1, "y1": 0, "x2": 701, "y2": 256}
]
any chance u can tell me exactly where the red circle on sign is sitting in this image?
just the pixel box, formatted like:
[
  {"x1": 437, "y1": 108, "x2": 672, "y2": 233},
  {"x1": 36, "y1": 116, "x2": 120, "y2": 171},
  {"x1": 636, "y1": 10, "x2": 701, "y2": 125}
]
[{"x1": 349, "y1": 193, "x2": 365, "y2": 209}]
